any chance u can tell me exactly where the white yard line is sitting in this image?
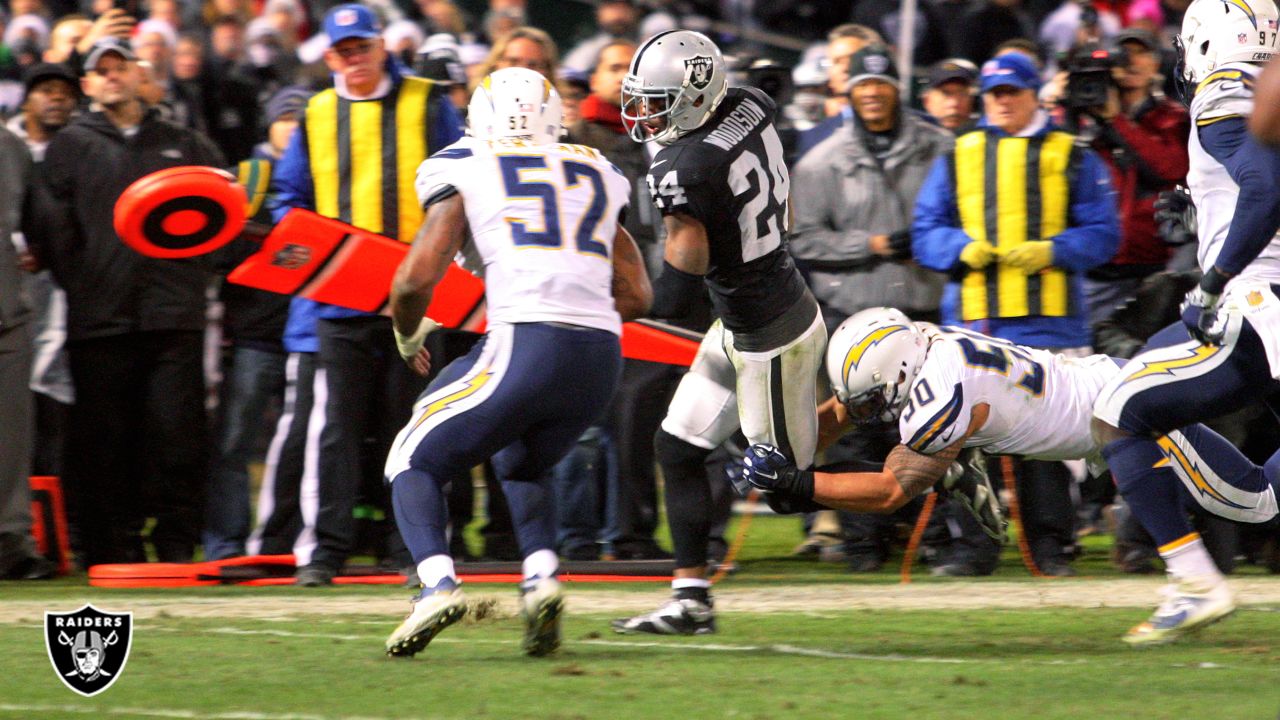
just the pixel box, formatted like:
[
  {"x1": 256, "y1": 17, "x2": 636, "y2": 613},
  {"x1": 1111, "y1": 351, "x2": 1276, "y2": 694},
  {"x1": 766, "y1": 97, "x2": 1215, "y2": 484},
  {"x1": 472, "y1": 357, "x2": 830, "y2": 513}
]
[
  {"x1": 0, "y1": 705, "x2": 413, "y2": 720},
  {"x1": 195, "y1": 627, "x2": 1229, "y2": 669}
]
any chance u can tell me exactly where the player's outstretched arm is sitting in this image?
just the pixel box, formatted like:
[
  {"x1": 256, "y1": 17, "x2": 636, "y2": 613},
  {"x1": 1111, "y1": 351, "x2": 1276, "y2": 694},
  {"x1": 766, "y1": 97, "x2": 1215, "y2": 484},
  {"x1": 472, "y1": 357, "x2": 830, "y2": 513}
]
[
  {"x1": 811, "y1": 440, "x2": 965, "y2": 514},
  {"x1": 390, "y1": 194, "x2": 468, "y2": 375},
  {"x1": 648, "y1": 212, "x2": 709, "y2": 318},
  {"x1": 610, "y1": 224, "x2": 653, "y2": 322}
]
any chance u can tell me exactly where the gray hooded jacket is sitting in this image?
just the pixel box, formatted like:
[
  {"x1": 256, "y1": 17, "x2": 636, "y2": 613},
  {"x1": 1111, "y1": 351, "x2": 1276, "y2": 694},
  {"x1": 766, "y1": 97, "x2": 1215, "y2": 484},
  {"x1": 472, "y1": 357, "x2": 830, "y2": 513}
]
[{"x1": 790, "y1": 112, "x2": 953, "y2": 323}]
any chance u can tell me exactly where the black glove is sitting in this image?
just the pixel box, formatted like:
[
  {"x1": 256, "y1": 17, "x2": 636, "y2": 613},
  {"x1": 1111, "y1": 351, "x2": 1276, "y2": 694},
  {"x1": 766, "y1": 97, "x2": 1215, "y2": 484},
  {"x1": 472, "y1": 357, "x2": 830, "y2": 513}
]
[
  {"x1": 1155, "y1": 186, "x2": 1197, "y2": 247},
  {"x1": 886, "y1": 229, "x2": 913, "y2": 261}
]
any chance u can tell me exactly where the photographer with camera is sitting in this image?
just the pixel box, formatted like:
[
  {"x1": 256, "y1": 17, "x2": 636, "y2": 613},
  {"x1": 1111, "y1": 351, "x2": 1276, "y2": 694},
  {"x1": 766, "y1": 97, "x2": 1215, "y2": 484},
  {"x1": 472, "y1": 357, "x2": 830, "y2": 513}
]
[{"x1": 1054, "y1": 30, "x2": 1189, "y2": 326}]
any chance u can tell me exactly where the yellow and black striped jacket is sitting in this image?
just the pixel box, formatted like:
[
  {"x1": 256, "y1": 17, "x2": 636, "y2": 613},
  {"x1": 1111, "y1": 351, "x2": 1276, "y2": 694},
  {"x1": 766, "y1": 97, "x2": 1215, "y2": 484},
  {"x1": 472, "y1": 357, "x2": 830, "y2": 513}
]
[{"x1": 951, "y1": 128, "x2": 1077, "y2": 321}]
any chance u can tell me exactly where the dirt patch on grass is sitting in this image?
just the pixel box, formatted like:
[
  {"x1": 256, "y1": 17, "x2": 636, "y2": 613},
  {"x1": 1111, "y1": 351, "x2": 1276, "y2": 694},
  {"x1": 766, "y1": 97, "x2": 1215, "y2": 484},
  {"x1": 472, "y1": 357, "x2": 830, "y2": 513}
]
[{"x1": 2, "y1": 578, "x2": 1279, "y2": 624}]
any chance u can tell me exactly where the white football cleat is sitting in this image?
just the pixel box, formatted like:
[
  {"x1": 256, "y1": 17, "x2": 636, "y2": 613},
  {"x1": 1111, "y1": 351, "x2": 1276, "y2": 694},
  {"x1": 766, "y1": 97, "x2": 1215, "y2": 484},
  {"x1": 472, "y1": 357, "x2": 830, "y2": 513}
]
[
  {"x1": 520, "y1": 576, "x2": 564, "y2": 657},
  {"x1": 385, "y1": 579, "x2": 468, "y2": 657},
  {"x1": 1123, "y1": 575, "x2": 1237, "y2": 646}
]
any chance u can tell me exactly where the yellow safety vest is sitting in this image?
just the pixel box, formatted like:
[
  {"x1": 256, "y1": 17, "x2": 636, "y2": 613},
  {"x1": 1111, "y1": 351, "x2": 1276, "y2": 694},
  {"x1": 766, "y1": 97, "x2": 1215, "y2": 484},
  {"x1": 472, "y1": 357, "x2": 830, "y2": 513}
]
[
  {"x1": 952, "y1": 128, "x2": 1076, "y2": 321},
  {"x1": 304, "y1": 76, "x2": 436, "y2": 242}
]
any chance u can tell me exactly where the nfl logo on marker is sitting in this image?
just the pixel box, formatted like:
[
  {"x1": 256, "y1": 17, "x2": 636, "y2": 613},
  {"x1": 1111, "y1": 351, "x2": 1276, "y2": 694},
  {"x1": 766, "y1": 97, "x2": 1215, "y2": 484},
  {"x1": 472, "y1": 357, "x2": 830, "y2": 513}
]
[
  {"x1": 45, "y1": 605, "x2": 134, "y2": 697},
  {"x1": 1240, "y1": 32, "x2": 1249, "y2": 43},
  {"x1": 336, "y1": 8, "x2": 357, "y2": 25}
]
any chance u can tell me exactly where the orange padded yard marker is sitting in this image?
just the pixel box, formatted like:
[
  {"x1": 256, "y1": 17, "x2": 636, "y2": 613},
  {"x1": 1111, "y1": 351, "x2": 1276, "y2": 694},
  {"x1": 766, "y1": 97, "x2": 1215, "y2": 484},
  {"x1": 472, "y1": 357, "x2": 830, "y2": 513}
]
[
  {"x1": 1001, "y1": 456, "x2": 1044, "y2": 577},
  {"x1": 899, "y1": 492, "x2": 937, "y2": 583}
]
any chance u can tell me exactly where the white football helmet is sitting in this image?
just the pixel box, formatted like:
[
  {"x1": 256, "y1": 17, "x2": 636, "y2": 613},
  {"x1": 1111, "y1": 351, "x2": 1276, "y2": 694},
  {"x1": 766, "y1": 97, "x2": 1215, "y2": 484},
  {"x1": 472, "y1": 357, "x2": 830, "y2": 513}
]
[
  {"x1": 467, "y1": 67, "x2": 563, "y2": 145},
  {"x1": 1177, "y1": 0, "x2": 1279, "y2": 85},
  {"x1": 621, "y1": 29, "x2": 728, "y2": 145},
  {"x1": 826, "y1": 308, "x2": 929, "y2": 428}
]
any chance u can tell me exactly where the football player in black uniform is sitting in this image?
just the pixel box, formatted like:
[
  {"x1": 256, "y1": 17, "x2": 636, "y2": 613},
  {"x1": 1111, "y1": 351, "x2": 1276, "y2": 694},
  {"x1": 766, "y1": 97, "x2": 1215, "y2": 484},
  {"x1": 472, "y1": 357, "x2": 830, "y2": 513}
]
[{"x1": 612, "y1": 30, "x2": 827, "y2": 635}]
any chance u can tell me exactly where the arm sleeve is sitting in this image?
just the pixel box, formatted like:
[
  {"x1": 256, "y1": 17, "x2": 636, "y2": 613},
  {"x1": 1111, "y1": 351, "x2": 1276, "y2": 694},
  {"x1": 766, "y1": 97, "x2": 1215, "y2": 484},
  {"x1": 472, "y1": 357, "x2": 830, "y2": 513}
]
[
  {"x1": 1050, "y1": 148, "x2": 1121, "y2": 272},
  {"x1": 911, "y1": 156, "x2": 974, "y2": 272},
  {"x1": 268, "y1": 121, "x2": 313, "y2": 223},
  {"x1": 1198, "y1": 117, "x2": 1280, "y2": 276},
  {"x1": 789, "y1": 155, "x2": 876, "y2": 266}
]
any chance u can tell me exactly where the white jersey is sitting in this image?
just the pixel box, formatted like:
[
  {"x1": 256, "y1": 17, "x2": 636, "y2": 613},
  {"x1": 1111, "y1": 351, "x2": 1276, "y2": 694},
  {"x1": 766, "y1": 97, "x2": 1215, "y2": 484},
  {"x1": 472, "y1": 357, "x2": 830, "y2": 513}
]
[
  {"x1": 414, "y1": 135, "x2": 632, "y2": 335},
  {"x1": 897, "y1": 326, "x2": 1119, "y2": 465},
  {"x1": 1188, "y1": 62, "x2": 1280, "y2": 288}
]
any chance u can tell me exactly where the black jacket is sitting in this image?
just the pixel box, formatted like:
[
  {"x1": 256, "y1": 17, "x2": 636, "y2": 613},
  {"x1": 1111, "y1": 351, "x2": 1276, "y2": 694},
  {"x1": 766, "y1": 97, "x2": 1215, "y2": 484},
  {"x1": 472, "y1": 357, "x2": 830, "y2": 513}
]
[{"x1": 29, "y1": 107, "x2": 226, "y2": 342}]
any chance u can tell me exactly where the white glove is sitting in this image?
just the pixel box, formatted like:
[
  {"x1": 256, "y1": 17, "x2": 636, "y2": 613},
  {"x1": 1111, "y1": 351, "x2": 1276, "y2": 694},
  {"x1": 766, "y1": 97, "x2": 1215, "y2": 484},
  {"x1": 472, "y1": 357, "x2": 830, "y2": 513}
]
[{"x1": 394, "y1": 317, "x2": 442, "y2": 361}]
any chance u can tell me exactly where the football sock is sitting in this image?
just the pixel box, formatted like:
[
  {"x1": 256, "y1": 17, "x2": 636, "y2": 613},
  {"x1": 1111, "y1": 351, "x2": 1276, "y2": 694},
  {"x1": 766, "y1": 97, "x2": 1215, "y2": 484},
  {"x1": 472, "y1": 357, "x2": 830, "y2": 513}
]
[
  {"x1": 522, "y1": 549, "x2": 559, "y2": 583},
  {"x1": 501, "y1": 475, "x2": 555, "y2": 558},
  {"x1": 390, "y1": 468, "x2": 451, "y2": 560},
  {"x1": 417, "y1": 554, "x2": 457, "y2": 589},
  {"x1": 1102, "y1": 436, "x2": 1195, "y2": 547},
  {"x1": 1159, "y1": 534, "x2": 1224, "y2": 583},
  {"x1": 672, "y1": 578, "x2": 711, "y2": 604},
  {"x1": 656, "y1": 429, "x2": 714, "y2": 569}
]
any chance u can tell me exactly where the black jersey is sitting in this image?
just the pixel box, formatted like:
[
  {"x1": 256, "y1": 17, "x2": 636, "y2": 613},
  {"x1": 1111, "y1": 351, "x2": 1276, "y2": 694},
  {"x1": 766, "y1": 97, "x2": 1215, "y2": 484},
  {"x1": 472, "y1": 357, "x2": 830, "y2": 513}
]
[{"x1": 646, "y1": 86, "x2": 810, "y2": 336}]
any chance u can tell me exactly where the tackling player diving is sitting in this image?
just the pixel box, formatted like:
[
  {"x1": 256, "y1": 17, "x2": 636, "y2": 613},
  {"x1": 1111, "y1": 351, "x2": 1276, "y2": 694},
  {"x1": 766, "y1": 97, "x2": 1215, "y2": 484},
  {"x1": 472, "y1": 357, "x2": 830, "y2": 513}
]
[{"x1": 739, "y1": 307, "x2": 1279, "y2": 644}]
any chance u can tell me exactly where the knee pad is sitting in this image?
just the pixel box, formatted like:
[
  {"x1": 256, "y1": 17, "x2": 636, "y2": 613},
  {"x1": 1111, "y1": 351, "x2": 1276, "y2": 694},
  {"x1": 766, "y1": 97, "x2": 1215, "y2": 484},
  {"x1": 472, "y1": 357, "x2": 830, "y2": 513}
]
[{"x1": 655, "y1": 428, "x2": 711, "y2": 468}]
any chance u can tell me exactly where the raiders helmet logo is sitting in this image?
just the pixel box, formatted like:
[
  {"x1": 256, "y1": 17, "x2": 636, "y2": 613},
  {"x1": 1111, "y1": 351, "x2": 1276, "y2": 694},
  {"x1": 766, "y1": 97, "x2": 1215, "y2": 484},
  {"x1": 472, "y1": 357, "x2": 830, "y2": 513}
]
[
  {"x1": 45, "y1": 605, "x2": 133, "y2": 697},
  {"x1": 864, "y1": 55, "x2": 890, "y2": 74},
  {"x1": 272, "y1": 243, "x2": 313, "y2": 270},
  {"x1": 685, "y1": 55, "x2": 714, "y2": 90}
]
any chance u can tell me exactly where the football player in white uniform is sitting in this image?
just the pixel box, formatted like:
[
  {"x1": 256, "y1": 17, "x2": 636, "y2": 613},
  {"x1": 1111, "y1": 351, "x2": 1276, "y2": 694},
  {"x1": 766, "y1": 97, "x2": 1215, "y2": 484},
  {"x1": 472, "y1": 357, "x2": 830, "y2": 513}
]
[
  {"x1": 738, "y1": 308, "x2": 1279, "y2": 638},
  {"x1": 382, "y1": 68, "x2": 652, "y2": 658},
  {"x1": 1093, "y1": 0, "x2": 1280, "y2": 645}
]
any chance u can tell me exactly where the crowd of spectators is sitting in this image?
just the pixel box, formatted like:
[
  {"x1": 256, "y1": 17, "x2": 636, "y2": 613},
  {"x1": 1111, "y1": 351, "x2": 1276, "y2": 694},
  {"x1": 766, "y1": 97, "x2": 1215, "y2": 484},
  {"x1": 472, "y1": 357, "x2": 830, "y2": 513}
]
[{"x1": 1, "y1": 0, "x2": 1278, "y2": 581}]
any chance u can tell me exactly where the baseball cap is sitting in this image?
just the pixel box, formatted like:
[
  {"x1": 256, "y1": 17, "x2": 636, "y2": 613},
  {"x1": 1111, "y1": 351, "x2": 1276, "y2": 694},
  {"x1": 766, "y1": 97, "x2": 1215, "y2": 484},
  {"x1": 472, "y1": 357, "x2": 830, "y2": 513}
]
[
  {"x1": 22, "y1": 62, "x2": 79, "y2": 99},
  {"x1": 979, "y1": 53, "x2": 1040, "y2": 93},
  {"x1": 844, "y1": 45, "x2": 899, "y2": 91},
  {"x1": 927, "y1": 58, "x2": 978, "y2": 89},
  {"x1": 83, "y1": 37, "x2": 136, "y2": 74},
  {"x1": 324, "y1": 4, "x2": 381, "y2": 46},
  {"x1": 1114, "y1": 28, "x2": 1159, "y2": 51}
]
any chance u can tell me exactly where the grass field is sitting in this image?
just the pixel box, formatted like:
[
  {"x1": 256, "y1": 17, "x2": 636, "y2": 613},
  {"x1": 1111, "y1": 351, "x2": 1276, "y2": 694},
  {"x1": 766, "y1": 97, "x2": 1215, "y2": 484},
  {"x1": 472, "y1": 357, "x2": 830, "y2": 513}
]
[{"x1": 2, "y1": 515, "x2": 1278, "y2": 720}]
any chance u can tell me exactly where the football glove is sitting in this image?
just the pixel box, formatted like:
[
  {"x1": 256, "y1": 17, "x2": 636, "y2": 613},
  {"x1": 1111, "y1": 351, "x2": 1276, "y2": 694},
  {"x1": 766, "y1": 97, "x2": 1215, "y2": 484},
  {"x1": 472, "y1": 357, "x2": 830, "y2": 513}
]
[
  {"x1": 1002, "y1": 241, "x2": 1054, "y2": 274},
  {"x1": 958, "y1": 239, "x2": 997, "y2": 270},
  {"x1": 1181, "y1": 267, "x2": 1230, "y2": 345},
  {"x1": 937, "y1": 450, "x2": 1007, "y2": 543},
  {"x1": 1154, "y1": 186, "x2": 1197, "y2": 247},
  {"x1": 394, "y1": 316, "x2": 442, "y2": 361},
  {"x1": 727, "y1": 445, "x2": 819, "y2": 515}
]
